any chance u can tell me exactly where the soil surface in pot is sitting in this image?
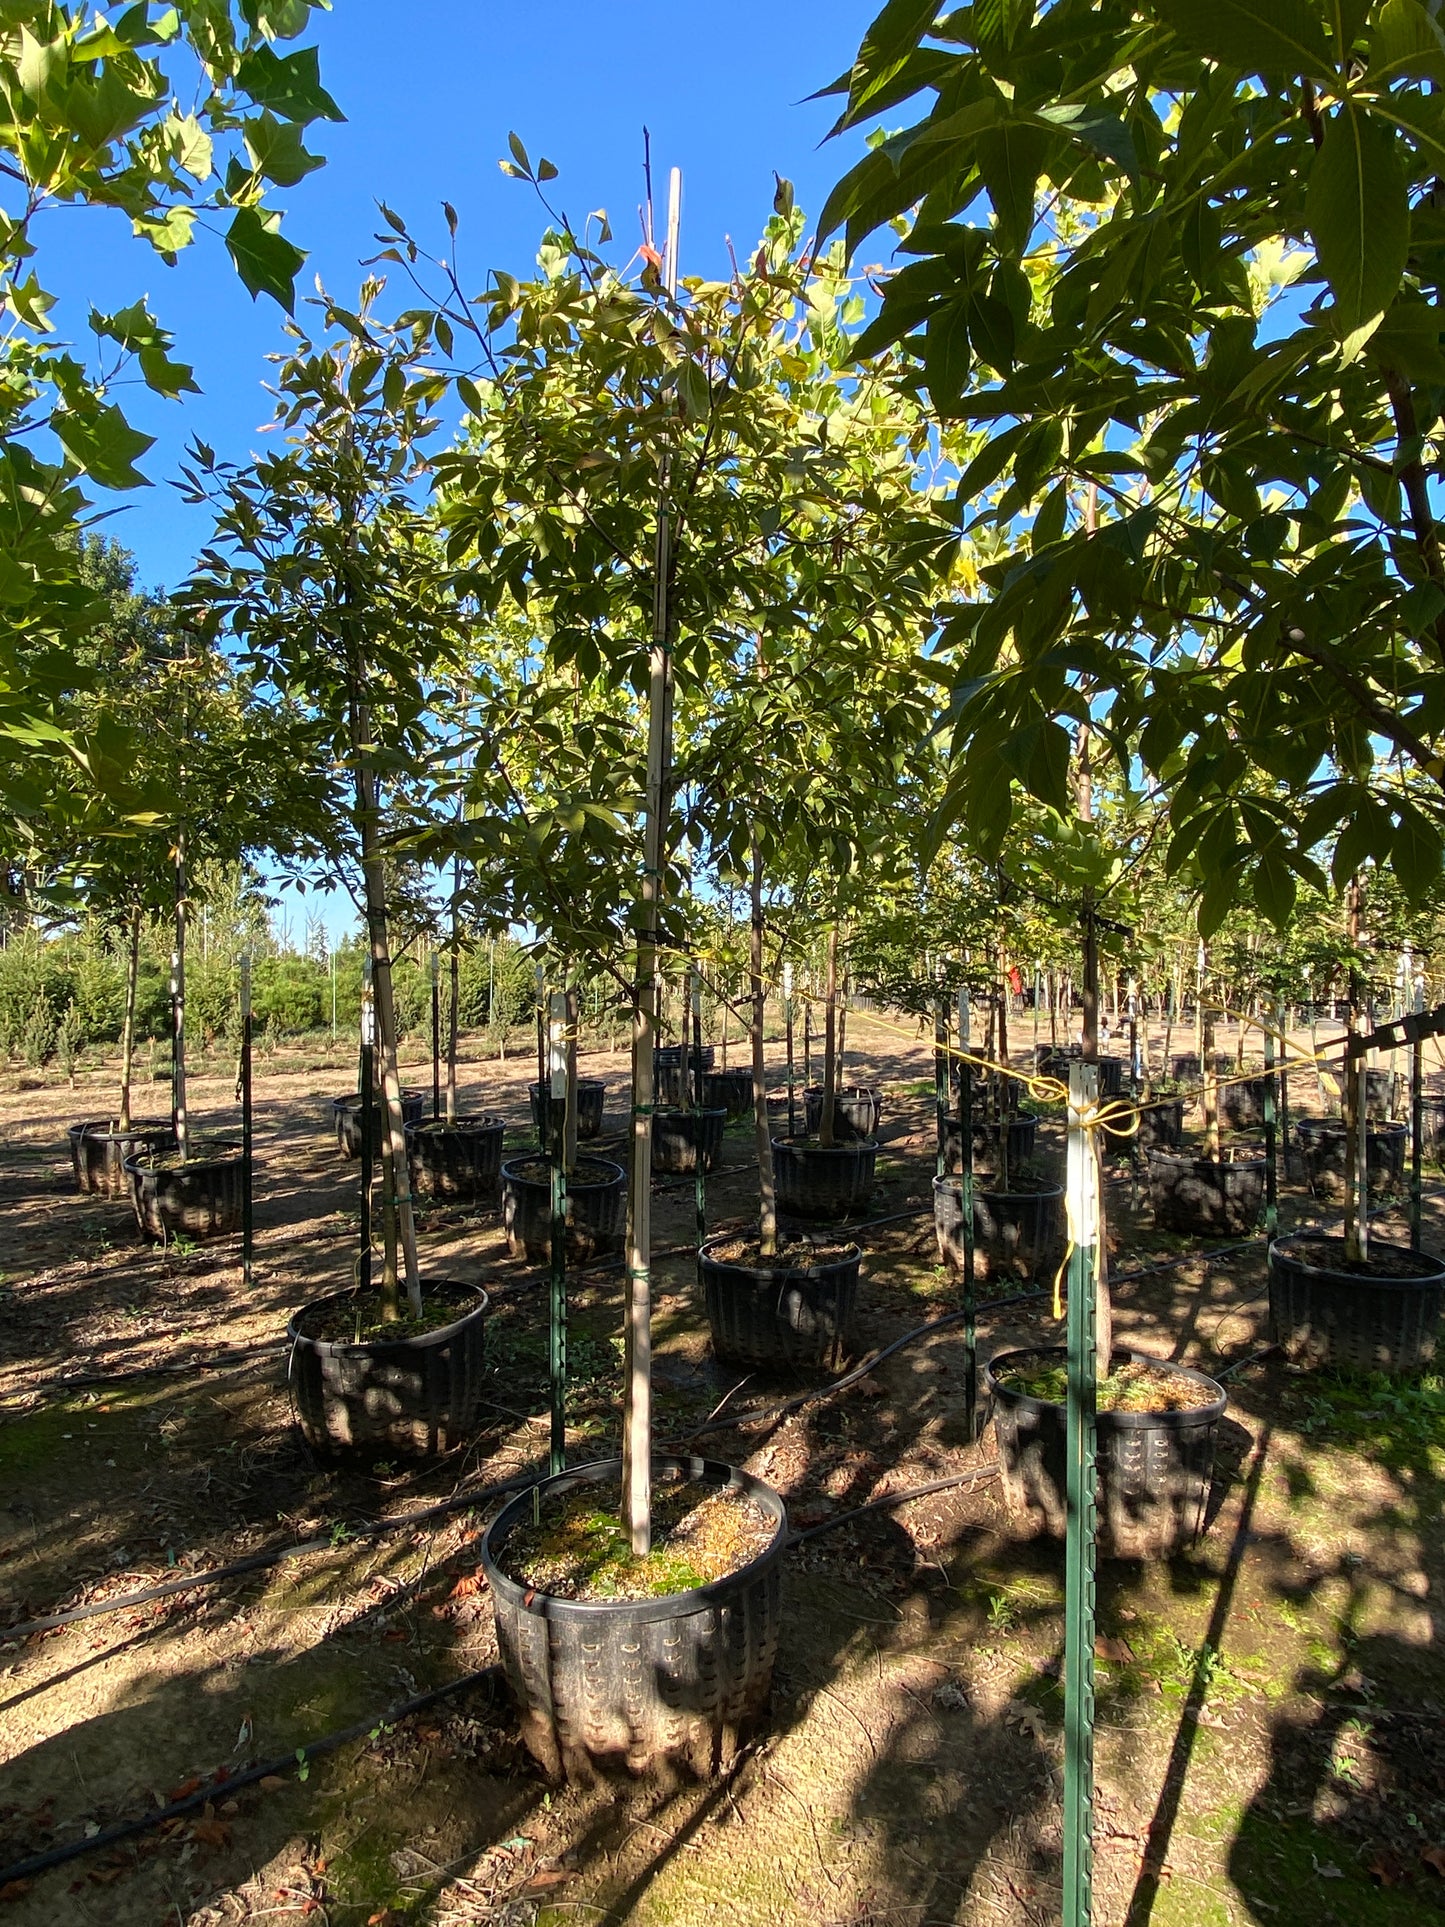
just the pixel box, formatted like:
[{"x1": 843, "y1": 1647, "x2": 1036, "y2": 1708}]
[
  {"x1": 500, "y1": 1474, "x2": 775, "y2": 1601},
  {"x1": 705, "y1": 1234, "x2": 855, "y2": 1269},
  {"x1": 1278, "y1": 1237, "x2": 1445, "y2": 1282},
  {"x1": 994, "y1": 1351, "x2": 1216, "y2": 1414},
  {"x1": 973, "y1": 1170, "x2": 1057, "y2": 1194},
  {"x1": 292, "y1": 1281, "x2": 480, "y2": 1345},
  {"x1": 133, "y1": 1139, "x2": 240, "y2": 1171},
  {"x1": 506, "y1": 1155, "x2": 616, "y2": 1186}
]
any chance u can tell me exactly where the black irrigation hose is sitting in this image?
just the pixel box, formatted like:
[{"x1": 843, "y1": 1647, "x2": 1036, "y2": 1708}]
[
  {"x1": 0, "y1": 1664, "x2": 506, "y2": 1890},
  {"x1": 786, "y1": 1466, "x2": 1001, "y2": 1546},
  {"x1": 1, "y1": 1469, "x2": 541, "y2": 1644}
]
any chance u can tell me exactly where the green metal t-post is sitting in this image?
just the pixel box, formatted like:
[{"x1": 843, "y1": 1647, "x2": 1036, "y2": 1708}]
[
  {"x1": 547, "y1": 990, "x2": 569, "y2": 1477},
  {"x1": 784, "y1": 962, "x2": 796, "y2": 1139},
  {"x1": 240, "y1": 951, "x2": 253, "y2": 1289},
  {"x1": 1064, "y1": 1060, "x2": 1099, "y2": 1927},
  {"x1": 1412, "y1": 1032, "x2": 1425, "y2": 1252},
  {"x1": 1263, "y1": 1012, "x2": 1277, "y2": 1241},
  {"x1": 691, "y1": 966, "x2": 706, "y2": 1255},
  {"x1": 934, "y1": 993, "x2": 949, "y2": 1177},
  {"x1": 958, "y1": 984, "x2": 976, "y2": 1438}
]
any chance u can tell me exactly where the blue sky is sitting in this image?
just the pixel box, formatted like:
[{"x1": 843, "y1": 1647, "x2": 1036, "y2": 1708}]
[{"x1": 52, "y1": 0, "x2": 884, "y2": 598}]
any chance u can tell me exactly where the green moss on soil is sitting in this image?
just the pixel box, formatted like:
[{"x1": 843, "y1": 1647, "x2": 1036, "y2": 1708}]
[{"x1": 502, "y1": 1478, "x2": 774, "y2": 1602}]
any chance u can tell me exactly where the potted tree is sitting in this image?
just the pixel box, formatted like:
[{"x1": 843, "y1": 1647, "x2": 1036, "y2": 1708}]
[{"x1": 188, "y1": 289, "x2": 489, "y2": 1455}]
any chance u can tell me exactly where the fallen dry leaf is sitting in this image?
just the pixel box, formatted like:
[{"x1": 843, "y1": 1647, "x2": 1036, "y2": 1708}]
[
  {"x1": 1422, "y1": 1844, "x2": 1445, "y2": 1877},
  {"x1": 167, "y1": 1777, "x2": 202, "y2": 1803},
  {"x1": 1368, "y1": 1849, "x2": 1406, "y2": 1887},
  {"x1": 521, "y1": 1869, "x2": 574, "y2": 1894},
  {"x1": 1095, "y1": 1635, "x2": 1135, "y2": 1664},
  {"x1": 191, "y1": 1819, "x2": 231, "y2": 1851},
  {"x1": 0, "y1": 1883, "x2": 32, "y2": 1904},
  {"x1": 448, "y1": 1574, "x2": 484, "y2": 1598},
  {"x1": 258, "y1": 1775, "x2": 287, "y2": 1792}
]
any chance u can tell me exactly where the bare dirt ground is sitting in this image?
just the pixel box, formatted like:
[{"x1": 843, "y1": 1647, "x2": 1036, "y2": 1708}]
[{"x1": 1, "y1": 1011, "x2": 1442, "y2": 1927}]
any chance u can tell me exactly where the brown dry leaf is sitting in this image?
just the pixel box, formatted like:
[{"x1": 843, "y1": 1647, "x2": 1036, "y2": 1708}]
[
  {"x1": 258, "y1": 1775, "x2": 287, "y2": 1792},
  {"x1": 521, "y1": 1870, "x2": 574, "y2": 1894},
  {"x1": 192, "y1": 1819, "x2": 232, "y2": 1851},
  {"x1": 167, "y1": 1776, "x2": 202, "y2": 1803},
  {"x1": 0, "y1": 1883, "x2": 30, "y2": 1904},
  {"x1": 449, "y1": 1574, "x2": 484, "y2": 1598},
  {"x1": 368, "y1": 1912, "x2": 400, "y2": 1926},
  {"x1": 1368, "y1": 1849, "x2": 1406, "y2": 1887},
  {"x1": 1422, "y1": 1845, "x2": 1445, "y2": 1877},
  {"x1": 382, "y1": 1629, "x2": 409, "y2": 1643},
  {"x1": 87, "y1": 1867, "x2": 125, "y2": 1886},
  {"x1": 1095, "y1": 1635, "x2": 1135, "y2": 1664}
]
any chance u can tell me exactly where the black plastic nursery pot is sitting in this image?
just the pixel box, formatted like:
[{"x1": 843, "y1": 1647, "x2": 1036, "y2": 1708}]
[
  {"x1": 405, "y1": 1115, "x2": 506, "y2": 1202},
  {"x1": 482, "y1": 1454, "x2": 787, "y2": 1782},
  {"x1": 771, "y1": 1136, "x2": 877, "y2": 1221},
  {"x1": 699, "y1": 1067, "x2": 754, "y2": 1119},
  {"x1": 125, "y1": 1140, "x2": 246, "y2": 1241},
  {"x1": 1171, "y1": 1053, "x2": 1201, "y2": 1084},
  {"x1": 652, "y1": 1106, "x2": 727, "y2": 1175},
  {"x1": 1132, "y1": 1097, "x2": 1186, "y2": 1153},
  {"x1": 803, "y1": 1084, "x2": 882, "y2": 1142},
  {"x1": 332, "y1": 1088, "x2": 426, "y2": 1159},
  {"x1": 1147, "y1": 1146, "x2": 1265, "y2": 1237},
  {"x1": 932, "y1": 1175, "x2": 1064, "y2": 1280},
  {"x1": 1267, "y1": 1234, "x2": 1445, "y2": 1373},
  {"x1": 654, "y1": 1044, "x2": 714, "y2": 1107},
  {"x1": 499, "y1": 1153, "x2": 626, "y2": 1264},
  {"x1": 68, "y1": 1117, "x2": 177, "y2": 1198},
  {"x1": 700, "y1": 1233, "x2": 861, "y2": 1370},
  {"x1": 1220, "y1": 1076, "x2": 1272, "y2": 1131},
  {"x1": 1365, "y1": 1068, "x2": 1399, "y2": 1123},
  {"x1": 287, "y1": 1280, "x2": 490, "y2": 1457},
  {"x1": 1420, "y1": 1093, "x2": 1445, "y2": 1164},
  {"x1": 984, "y1": 1346, "x2": 1228, "y2": 1560},
  {"x1": 943, "y1": 1109, "x2": 1038, "y2": 1174},
  {"x1": 1296, "y1": 1116, "x2": 1407, "y2": 1205},
  {"x1": 1096, "y1": 1055, "x2": 1126, "y2": 1098},
  {"x1": 528, "y1": 1078, "x2": 606, "y2": 1144}
]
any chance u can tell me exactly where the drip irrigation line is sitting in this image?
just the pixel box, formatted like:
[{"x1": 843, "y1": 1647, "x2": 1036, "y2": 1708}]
[
  {"x1": 0, "y1": 1664, "x2": 505, "y2": 1890},
  {"x1": 786, "y1": 1466, "x2": 1000, "y2": 1546}
]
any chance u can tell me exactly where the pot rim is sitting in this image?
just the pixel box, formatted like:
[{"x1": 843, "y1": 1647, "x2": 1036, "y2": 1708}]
[
  {"x1": 481, "y1": 1453, "x2": 787, "y2": 1625},
  {"x1": 932, "y1": 1173, "x2": 1062, "y2": 1204},
  {"x1": 69, "y1": 1117, "x2": 175, "y2": 1142},
  {"x1": 1268, "y1": 1232, "x2": 1445, "y2": 1289},
  {"x1": 332, "y1": 1088, "x2": 427, "y2": 1112},
  {"x1": 655, "y1": 1105, "x2": 728, "y2": 1122},
  {"x1": 287, "y1": 1278, "x2": 490, "y2": 1356},
  {"x1": 1144, "y1": 1147, "x2": 1266, "y2": 1171},
  {"x1": 405, "y1": 1113, "x2": 506, "y2": 1137},
  {"x1": 500, "y1": 1152, "x2": 625, "y2": 1192},
  {"x1": 983, "y1": 1344, "x2": 1228, "y2": 1427},
  {"x1": 123, "y1": 1141, "x2": 246, "y2": 1175},
  {"x1": 1295, "y1": 1116, "x2": 1407, "y2": 1139},
  {"x1": 527, "y1": 1078, "x2": 606, "y2": 1093},
  {"x1": 770, "y1": 1135, "x2": 879, "y2": 1158},
  {"x1": 699, "y1": 1231, "x2": 862, "y2": 1277}
]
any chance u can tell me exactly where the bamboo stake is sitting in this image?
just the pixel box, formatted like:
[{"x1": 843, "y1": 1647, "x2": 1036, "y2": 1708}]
[{"x1": 750, "y1": 829, "x2": 776, "y2": 1258}]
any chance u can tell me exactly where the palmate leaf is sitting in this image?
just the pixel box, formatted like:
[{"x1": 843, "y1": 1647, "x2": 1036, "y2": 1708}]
[
  {"x1": 1148, "y1": 0, "x2": 1334, "y2": 75},
  {"x1": 226, "y1": 206, "x2": 306, "y2": 311},
  {"x1": 1306, "y1": 102, "x2": 1408, "y2": 343}
]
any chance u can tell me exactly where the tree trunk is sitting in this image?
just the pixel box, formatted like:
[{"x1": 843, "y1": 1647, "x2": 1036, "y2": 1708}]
[
  {"x1": 119, "y1": 905, "x2": 141, "y2": 1134},
  {"x1": 172, "y1": 830, "x2": 188, "y2": 1162},
  {"x1": 820, "y1": 923, "x2": 839, "y2": 1149},
  {"x1": 1344, "y1": 875, "x2": 1366, "y2": 1264},
  {"x1": 750, "y1": 829, "x2": 777, "y2": 1257},
  {"x1": 564, "y1": 985, "x2": 579, "y2": 1175},
  {"x1": 446, "y1": 857, "x2": 460, "y2": 1124},
  {"x1": 353, "y1": 705, "x2": 421, "y2": 1319}
]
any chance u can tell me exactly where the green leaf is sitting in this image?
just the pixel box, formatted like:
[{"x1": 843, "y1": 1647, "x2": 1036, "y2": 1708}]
[
  {"x1": 1364, "y1": 298, "x2": 1445, "y2": 380},
  {"x1": 507, "y1": 130, "x2": 532, "y2": 177},
  {"x1": 1306, "y1": 103, "x2": 1407, "y2": 344},
  {"x1": 922, "y1": 302, "x2": 971, "y2": 414},
  {"x1": 1251, "y1": 845, "x2": 1296, "y2": 928},
  {"x1": 234, "y1": 45, "x2": 344, "y2": 123},
  {"x1": 1148, "y1": 0, "x2": 1334, "y2": 75},
  {"x1": 242, "y1": 110, "x2": 324, "y2": 186},
  {"x1": 225, "y1": 206, "x2": 306, "y2": 310},
  {"x1": 1393, "y1": 805, "x2": 1444, "y2": 901},
  {"x1": 1370, "y1": 0, "x2": 1445, "y2": 84},
  {"x1": 54, "y1": 402, "x2": 154, "y2": 489},
  {"x1": 975, "y1": 123, "x2": 1047, "y2": 253},
  {"x1": 841, "y1": 0, "x2": 942, "y2": 128}
]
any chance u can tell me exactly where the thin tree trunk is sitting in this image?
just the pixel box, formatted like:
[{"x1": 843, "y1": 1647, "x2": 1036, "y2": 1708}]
[
  {"x1": 172, "y1": 830, "x2": 188, "y2": 1161},
  {"x1": 119, "y1": 905, "x2": 140, "y2": 1133},
  {"x1": 564, "y1": 985, "x2": 579, "y2": 1175},
  {"x1": 820, "y1": 923, "x2": 839, "y2": 1149},
  {"x1": 354, "y1": 706, "x2": 421, "y2": 1319},
  {"x1": 446, "y1": 856, "x2": 460, "y2": 1124},
  {"x1": 750, "y1": 829, "x2": 776, "y2": 1257}
]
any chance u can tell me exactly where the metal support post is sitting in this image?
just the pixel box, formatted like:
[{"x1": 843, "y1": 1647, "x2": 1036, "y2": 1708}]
[
  {"x1": 1263, "y1": 1011, "x2": 1277, "y2": 1241},
  {"x1": 691, "y1": 965, "x2": 706, "y2": 1253},
  {"x1": 1063, "y1": 1061, "x2": 1099, "y2": 1927},
  {"x1": 359, "y1": 958, "x2": 375, "y2": 1297},
  {"x1": 430, "y1": 949, "x2": 441, "y2": 1120},
  {"x1": 934, "y1": 991, "x2": 949, "y2": 1176},
  {"x1": 958, "y1": 984, "x2": 976, "y2": 1437},
  {"x1": 1412, "y1": 1034, "x2": 1425, "y2": 1251},
  {"x1": 548, "y1": 990, "x2": 569, "y2": 1476},
  {"x1": 784, "y1": 962, "x2": 796, "y2": 1139},
  {"x1": 240, "y1": 951, "x2": 254, "y2": 1289}
]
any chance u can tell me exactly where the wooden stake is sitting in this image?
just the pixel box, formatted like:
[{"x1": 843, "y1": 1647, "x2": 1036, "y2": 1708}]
[{"x1": 750, "y1": 830, "x2": 776, "y2": 1258}]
